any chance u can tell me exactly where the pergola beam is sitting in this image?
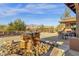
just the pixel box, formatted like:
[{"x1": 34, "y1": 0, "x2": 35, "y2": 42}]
[
  {"x1": 65, "y1": 3, "x2": 76, "y2": 13},
  {"x1": 74, "y1": 3, "x2": 79, "y2": 37}
]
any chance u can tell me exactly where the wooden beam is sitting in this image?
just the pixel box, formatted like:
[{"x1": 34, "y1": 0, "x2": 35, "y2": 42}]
[
  {"x1": 75, "y1": 3, "x2": 79, "y2": 37},
  {"x1": 65, "y1": 3, "x2": 76, "y2": 13},
  {"x1": 70, "y1": 4, "x2": 74, "y2": 7}
]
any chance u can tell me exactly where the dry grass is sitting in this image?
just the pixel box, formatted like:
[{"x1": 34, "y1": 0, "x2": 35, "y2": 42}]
[
  {"x1": 0, "y1": 36, "x2": 20, "y2": 46},
  {"x1": 40, "y1": 32, "x2": 58, "y2": 39},
  {"x1": 0, "y1": 32, "x2": 58, "y2": 45}
]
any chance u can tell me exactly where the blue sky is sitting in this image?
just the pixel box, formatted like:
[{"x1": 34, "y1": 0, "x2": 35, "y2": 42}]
[{"x1": 0, "y1": 3, "x2": 76, "y2": 26}]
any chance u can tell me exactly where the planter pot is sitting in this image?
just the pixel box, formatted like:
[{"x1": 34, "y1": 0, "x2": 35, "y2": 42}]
[{"x1": 69, "y1": 37, "x2": 79, "y2": 51}]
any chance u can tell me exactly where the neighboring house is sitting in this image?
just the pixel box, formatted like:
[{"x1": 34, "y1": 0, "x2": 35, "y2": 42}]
[
  {"x1": 26, "y1": 24, "x2": 55, "y2": 33},
  {"x1": 59, "y1": 17, "x2": 76, "y2": 32}
]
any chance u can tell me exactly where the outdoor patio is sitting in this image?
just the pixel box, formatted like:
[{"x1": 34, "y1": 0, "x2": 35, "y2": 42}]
[{"x1": 40, "y1": 32, "x2": 79, "y2": 56}]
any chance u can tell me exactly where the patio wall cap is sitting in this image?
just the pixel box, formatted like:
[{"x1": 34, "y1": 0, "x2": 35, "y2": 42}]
[{"x1": 59, "y1": 17, "x2": 76, "y2": 23}]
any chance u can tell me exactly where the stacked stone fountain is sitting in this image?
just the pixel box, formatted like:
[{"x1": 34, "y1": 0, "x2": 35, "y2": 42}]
[{"x1": 19, "y1": 31, "x2": 50, "y2": 56}]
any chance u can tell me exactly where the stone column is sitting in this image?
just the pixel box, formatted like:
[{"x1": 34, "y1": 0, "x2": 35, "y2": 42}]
[{"x1": 75, "y1": 3, "x2": 79, "y2": 37}]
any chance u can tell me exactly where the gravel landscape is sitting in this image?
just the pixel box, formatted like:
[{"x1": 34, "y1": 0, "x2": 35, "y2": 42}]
[
  {"x1": 0, "y1": 32, "x2": 58, "y2": 44},
  {"x1": 0, "y1": 32, "x2": 57, "y2": 56}
]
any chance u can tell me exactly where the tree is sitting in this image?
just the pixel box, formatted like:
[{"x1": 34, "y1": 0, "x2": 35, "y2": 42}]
[
  {"x1": 61, "y1": 7, "x2": 71, "y2": 20},
  {"x1": 7, "y1": 22, "x2": 15, "y2": 32},
  {"x1": 56, "y1": 23, "x2": 65, "y2": 32},
  {"x1": 0, "y1": 25, "x2": 7, "y2": 31},
  {"x1": 50, "y1": 26, "x2": 55, "y2": 33},
  {"x1": 7, "y1": 19, "x2": 26, "y2": 32},
  {"x1": 40, "y1": 25, "x2": 44, "y2": 31},
  {"x1": 64, "y1": 8, "x2": 71, "y2": 17}
]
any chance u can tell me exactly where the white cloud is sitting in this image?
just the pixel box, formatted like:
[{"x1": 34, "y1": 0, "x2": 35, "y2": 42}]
[
  {"x1": 24, "y1": 3, "x2": 59, "y2": 14},
  {"x1": 0, "y1": 3, "x2": 61, "y2": 17},
  {"x1": 32, "y1": 18, "x2": 59, "y2": 26},
  {"x1": 25, "y1": 4, "x2": 57, "y2": 9}
]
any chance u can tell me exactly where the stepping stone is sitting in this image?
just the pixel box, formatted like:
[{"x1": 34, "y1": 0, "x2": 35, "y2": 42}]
[{"x1": 50, "y1": 47, "x2": 64, "y2": 56}]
